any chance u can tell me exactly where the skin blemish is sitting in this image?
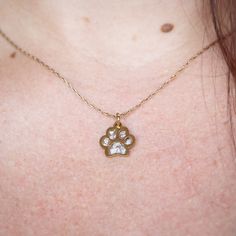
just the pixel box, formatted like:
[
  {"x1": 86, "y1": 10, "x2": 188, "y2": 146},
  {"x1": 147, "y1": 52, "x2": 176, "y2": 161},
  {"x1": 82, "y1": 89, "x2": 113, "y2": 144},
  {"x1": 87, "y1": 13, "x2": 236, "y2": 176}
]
[
  {"x1": 161, "y1": 23, "x2": 174, "y2": 33},
  {"x1": 132, "y1": 34, "x2": 138, "y2": 42},
  {"x1": 82, "y1": 16, "x2": 91, "y2": 24},
  {"x1": 212, "y1": 159, "x2": 219, "y2": 167},
  {"x1": 10, "y1": 52, "x2": 16, "y2": 58}
]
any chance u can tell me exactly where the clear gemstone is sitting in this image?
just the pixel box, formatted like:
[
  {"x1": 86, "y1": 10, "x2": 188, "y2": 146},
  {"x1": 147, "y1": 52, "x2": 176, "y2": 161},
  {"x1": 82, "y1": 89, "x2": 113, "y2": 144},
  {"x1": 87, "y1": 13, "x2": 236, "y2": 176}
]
[
  {"x1": 124, "y1": 136, "x2": 133, "y2": 145},
  {"x1": 109, "y1": 142, "x2": 127, "y2": 155},
  {"x1": 101, "y1": 137, "x2": 110, "y2": 147},
  {"x1": 108, "y1": 128, "x2": 117, "y2": 140},
  {"x1": 119, "y1": 130, "x2": 127, "y2": 139}
]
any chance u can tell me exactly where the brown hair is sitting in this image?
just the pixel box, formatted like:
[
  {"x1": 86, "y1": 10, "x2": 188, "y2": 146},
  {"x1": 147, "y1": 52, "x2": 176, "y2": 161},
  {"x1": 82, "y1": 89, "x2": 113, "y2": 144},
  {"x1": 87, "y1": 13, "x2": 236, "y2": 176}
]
[{"x1": 210, "y1": 0, "x2": 236, "y2": 148}]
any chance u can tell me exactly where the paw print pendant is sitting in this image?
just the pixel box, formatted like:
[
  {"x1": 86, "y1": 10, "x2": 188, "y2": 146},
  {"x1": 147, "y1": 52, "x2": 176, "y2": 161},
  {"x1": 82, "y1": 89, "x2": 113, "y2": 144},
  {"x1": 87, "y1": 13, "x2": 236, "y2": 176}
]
[{"x1": 99, "y1": 114, "x2": 135, "y2": 157}]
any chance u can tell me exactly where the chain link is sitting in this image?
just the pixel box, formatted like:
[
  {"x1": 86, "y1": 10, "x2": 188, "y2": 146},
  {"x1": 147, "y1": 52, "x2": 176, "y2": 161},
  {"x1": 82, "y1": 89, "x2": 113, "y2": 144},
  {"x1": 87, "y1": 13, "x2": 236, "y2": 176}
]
[{"x1": 0, "y1": 28, "x2": 218, "y2": 119}]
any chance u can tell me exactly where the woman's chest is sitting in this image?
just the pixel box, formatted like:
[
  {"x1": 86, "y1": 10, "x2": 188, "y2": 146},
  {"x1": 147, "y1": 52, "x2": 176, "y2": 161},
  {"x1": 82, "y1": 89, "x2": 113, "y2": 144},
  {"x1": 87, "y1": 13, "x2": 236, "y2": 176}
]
[
  {"x1": 1, "y1": 56, "x2": 236, "y2": 235},
  {"x1": 1, "y1": 110, "x2": 236, "y2": 236}
]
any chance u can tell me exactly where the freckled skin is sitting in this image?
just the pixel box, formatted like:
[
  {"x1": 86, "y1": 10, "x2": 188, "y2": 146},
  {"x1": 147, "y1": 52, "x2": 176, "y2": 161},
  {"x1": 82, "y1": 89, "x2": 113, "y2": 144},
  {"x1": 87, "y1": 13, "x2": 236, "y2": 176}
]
[
  {"x1": 0, "y1": 1, "x2": 236, "y2": 235},
  {"x1": 1, "y1": 43, "x2": 236, "y2": 236}
]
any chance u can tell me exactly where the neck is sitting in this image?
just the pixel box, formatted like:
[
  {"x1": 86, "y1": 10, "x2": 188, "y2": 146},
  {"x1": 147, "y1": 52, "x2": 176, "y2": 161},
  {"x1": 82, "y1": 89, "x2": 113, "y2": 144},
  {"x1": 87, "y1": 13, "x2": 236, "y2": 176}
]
[{"x1": 1, "y1": 0, "x2": 213, "y2": 71}]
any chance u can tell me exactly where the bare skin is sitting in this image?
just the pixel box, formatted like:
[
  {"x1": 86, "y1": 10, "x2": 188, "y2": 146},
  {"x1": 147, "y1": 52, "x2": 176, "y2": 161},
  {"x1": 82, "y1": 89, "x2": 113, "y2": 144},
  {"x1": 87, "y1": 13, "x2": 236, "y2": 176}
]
[{"x1": 0, "y1": 0, "x2": 236, "y2": 235}]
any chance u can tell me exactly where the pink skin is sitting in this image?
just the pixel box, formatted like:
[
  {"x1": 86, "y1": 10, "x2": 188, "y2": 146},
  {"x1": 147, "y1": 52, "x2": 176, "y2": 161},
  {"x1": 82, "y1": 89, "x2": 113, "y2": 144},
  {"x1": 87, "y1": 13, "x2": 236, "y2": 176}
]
[{"x1": 0, "y1": 0, "x2": 236, "y2": 235}]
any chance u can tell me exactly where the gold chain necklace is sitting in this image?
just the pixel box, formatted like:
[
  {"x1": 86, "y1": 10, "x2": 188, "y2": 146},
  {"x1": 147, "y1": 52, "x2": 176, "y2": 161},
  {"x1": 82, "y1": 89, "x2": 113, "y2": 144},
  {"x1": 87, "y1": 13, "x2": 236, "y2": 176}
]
[{"x1": 0, "y1": 29, "x2": 218, "y2": 157}]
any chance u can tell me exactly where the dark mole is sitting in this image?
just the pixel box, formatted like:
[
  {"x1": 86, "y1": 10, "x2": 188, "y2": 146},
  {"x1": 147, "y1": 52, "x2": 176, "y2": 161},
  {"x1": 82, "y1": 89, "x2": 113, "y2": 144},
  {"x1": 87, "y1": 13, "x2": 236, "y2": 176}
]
[
  {"x1": 10, "y1": 52, "x2": 16, "y2": 58},
  {"x1": 161, "y1": 23, "x2": 174, "y2": 33}
]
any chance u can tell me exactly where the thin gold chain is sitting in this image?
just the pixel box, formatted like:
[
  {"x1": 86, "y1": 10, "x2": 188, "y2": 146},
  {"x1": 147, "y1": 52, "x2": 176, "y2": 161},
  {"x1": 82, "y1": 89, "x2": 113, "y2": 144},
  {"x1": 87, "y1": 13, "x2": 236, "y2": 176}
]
[{"x1": 0, "y1": 28, "x2": 218, "y2": 119}]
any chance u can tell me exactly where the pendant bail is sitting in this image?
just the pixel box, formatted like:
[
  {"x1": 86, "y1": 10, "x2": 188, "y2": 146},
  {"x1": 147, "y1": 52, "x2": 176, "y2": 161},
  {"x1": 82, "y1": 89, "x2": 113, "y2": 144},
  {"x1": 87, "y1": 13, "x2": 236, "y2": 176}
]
[{"x1": 115, "y1": 113, "x2": 121, "y2": 128}]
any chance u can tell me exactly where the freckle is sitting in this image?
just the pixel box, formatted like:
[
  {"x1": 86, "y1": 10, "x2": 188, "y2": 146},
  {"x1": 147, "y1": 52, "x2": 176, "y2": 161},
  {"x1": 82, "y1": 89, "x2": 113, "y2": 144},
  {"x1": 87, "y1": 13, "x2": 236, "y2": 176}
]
[
  {"x1": 161, "y1": 23, "x2": 174, "y2": 33},
  {"x1": 138, "y1": 175, "x2": 144, "y2": 180},
  {"x1": 132, "y1": 34, "x2": 138, "y2": 42},
  {"x1": 82, "y1": 16, "x2": 91, "y2": 23},
  {"x1": 10, "y1": 52, "x2": 16, "y2": 58},
  {"x1": 212, "y1": 160, "x2": 218, "y2": 167}
]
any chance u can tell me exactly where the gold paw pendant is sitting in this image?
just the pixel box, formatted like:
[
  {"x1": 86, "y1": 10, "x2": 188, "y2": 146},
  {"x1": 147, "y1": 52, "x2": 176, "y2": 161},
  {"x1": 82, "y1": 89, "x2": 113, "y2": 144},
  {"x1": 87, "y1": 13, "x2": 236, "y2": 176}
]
[{"x1": 99, "y1": 116, "x2": 135, "y2": 157}]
